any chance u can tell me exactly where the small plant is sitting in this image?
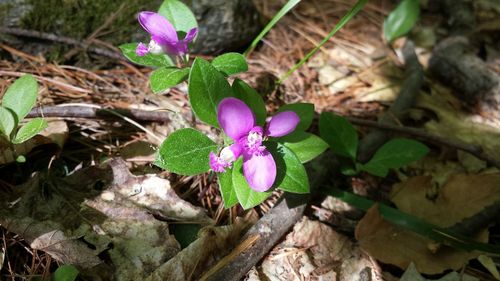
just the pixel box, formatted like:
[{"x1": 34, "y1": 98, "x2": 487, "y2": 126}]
[
  {"x1": 52, "y1": 264, "x2": 79, "y2": 281},
  {"x1": 0, "y1": 74, "x2": 47, "y2": 162},
  {"x1": 119, "y1": 0, "x2": 328, "y2": 209},
  {"x1": 319, "y1": 112, "x2": 429, "y2": 177}
]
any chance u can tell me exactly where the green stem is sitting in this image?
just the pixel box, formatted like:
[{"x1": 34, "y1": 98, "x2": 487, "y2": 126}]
[
  {"x1": 244, "y1": 0, "x2": 301, "y2": 57},
  {"x1": 277, "y1": 0, "x2": 368, "y2": 84}
]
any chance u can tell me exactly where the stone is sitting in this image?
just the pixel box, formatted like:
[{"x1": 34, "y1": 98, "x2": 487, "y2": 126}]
[{"x1": 183, "y1": 0, "x2": 261, "y2": 55}]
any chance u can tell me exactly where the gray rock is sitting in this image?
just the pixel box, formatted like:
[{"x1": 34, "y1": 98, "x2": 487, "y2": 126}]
[{"x1": 183, "y1": 0, "x2": 261, "y2": 55}]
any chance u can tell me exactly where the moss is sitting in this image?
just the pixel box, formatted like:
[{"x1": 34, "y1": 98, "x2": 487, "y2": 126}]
[
  {"x1": 16, "y1": 0, "x2": 159, "y2": 63},
  {"x1": 0, "y1": 2, "x2": 14, "y2": 25},
  {"x1": 22, "y1": 0, "x2": 155, "y2": 43}
]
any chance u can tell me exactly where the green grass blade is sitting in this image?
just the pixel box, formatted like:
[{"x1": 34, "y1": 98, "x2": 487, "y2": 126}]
[
  {"x1": 328, "y1": 188, "x2": 500, "y2": 255},
  {"x1": 244, "y1": 0, "x2": 301, "y2": 57},
  {"x1": 278, "y1": 0, "x2": 368, "y2": 84}
]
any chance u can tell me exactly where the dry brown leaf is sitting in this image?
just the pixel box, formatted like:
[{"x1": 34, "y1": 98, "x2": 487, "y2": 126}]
[
  {"x1": 255, "y1": 217, "x2": 379, "y2": 281},
  {"x1": 146, "y1": 222, "x2": 250, "y2": 281},
  {"x1": 417, "y1": 88, "x2": 500, "y2": 159},
  {"x1": 0, "y1": 158, "x2": 213, "y2": 280},
  {"x1": 400, "y1": 263, "x2": 479, "y2": 281},
  {"x1": 356, "y1": 173, "x2": 500, "y2": 274}
]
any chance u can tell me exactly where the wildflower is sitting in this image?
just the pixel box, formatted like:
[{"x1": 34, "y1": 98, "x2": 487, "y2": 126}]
[
  {"x1": 210, "y1": 98, "x2": 300, "y2": 192},
  {"x1": 136, "y1": 11, "x2": 197, "y2": 56}
]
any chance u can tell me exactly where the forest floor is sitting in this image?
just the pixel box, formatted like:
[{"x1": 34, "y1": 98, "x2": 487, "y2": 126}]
[{"x1": 1, "y1": 0, "x2": 500, "y2": 280}]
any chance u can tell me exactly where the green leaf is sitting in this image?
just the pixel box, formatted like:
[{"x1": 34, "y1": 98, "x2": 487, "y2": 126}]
[
  {"x1": 158, "y1": 0, "x2": 197, "y2": 33},
  {"x1": 154, "y1": 128, "x2": 217, "y2": 175},
  {"x1": 0, "y1": 106, "x2": 16, "y2": 139},
  {"x1": 12, "y1": 118, "x2": 47, "y2": 144},
  {"x1": 188, "y1": 58, "x2": 233, "y2": 127},
  {"x1": 217, "y1": 170, "x2": 238, "y2": 208},
  {"x1": 278, "y1": 131, "x2": 328, "y2": 163},
  {"x1": 232, "y1": 79, "x2": 266, "y2": 126},
  {"x1": 362, "y1": 138, "x2": 429, "y2": 177},
  {"x1": 319, "y1": 112, "x2": 358, "y2": 159},
  {"x1": 383, "y1": 0, "x2": 420, "y2": 43},
  {"x1": 244, "y1": 0, "x2": 300, "y2": 56},
  {"x1": 53, "y1": 265, "x2": 79, "y2": 281},
  {"x1": 16, "y1": 155, "x2": 26, "y2": 163},
  {"x1": 2, "y1": 74, "x2": 38, "y2": 122},
  {"x1": 211, "y1": 53, "x2": 248, "y2": 76},
  {"x1": 268, "y1": 142, "x2": 310, "y2": 194},
  {"x1": 277, "y1": 103, "x2": 314, "y2": 132},
  {"x1": 119, "y1": 43, "x2": 174, "y2": 67},
  {"x1": 150, "y1": 67, "x2": 189, "y2": 93},
  {"x1": 169, "y1": 224, "x2": 201, "y2": 249},
  {"x1": 232, "y1": 158, "x2": 272, "y2": 209}
]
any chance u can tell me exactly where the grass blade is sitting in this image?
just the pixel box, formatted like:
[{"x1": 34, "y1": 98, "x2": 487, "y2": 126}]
[
  {"x1": 278, "y1": 0, "x2": 368, "y2": 84},
  {"x1": 328, "y1": 188, "x2": 500, "y2": 255},
  {"x1": 244, "y1": 0, "x2": 301, "y2": 56}
]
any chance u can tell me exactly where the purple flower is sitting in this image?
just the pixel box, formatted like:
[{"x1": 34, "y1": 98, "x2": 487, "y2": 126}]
[
  {"x1": 210, "y1": 98, "x2": 300, "y2": 192},
  {"x1": 136, "y1": 11, "x2": 198, "y2": 56}
]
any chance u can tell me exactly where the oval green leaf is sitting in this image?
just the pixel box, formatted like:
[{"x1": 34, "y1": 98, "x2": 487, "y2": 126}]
[
  {"x1": 2, "y1": 74, "x2": 38, "y2": 122},
  {"x1": 158, "y1": 0, "x2": 197, "y2": 33},
  {"x1": 150, "y1": 67, "x2": 190, "y2": 93},
  {"x1": 119, "y1": 43, "x2": 174, "y2": 67},
  {"x1": 319, "y1": 112, "x2": 358, "y2": 159},
  {"x1": 212, "y1": 53, "x2": 248, "y2": 76},
  {"x1": 188, "y1": 58, "x2": 233, "y2": 127},
  {"x1": 278, "y1": 131, "x2": 328, "y2": 163},
  {"x1": 232, "y1": 158, "x2": 272, "y2": 209},
  {"x1": 154, "y1": 128, "x2": 217, "y2": 175},
  {"x1": 12, "y1": 118, "x2": 48, "y2": 144},
  {"x1": 0, "y1": 106, "x2": 16, "y2": 139},
  {"x1": 267, "y1": 142, "x2": 310, "y2": 194},
  {"x1": 218, "y1": 170, "x2": 238, "y2": 209},
  {"x1": 232, "y1": 79, "x2": 266, "y2": 126},
  {"x1": 383, "y1": 0, "x2": 420, "y2": 43},
  {"x1": 53, "y1": 265, "x2": 79, "y2": 281},
  {"x1": 362, "y1": 138, "x2": 429, "y2": 177},
  {"x1": 276, "y1": 103, "x2": 314, "y2": 132}
]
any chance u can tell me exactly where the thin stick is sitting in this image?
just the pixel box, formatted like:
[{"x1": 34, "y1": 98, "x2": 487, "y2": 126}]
[
  {"x1": 28, "y1": 105, "x2": 166, "y2": 143},
  {"x1": 27, "y1": 104, "x2": 500, "y2": 167},
  {"x1": 0, "y1": 27, "x2": 124, "y2": 60},
  {"x1": 347, "y1": 117, "x2": 500, "y2": 168}
]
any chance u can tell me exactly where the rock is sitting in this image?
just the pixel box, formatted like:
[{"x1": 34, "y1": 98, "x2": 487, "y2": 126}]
[{"x1": 183, "y1": 0, "x2": 261, "y2": 55}]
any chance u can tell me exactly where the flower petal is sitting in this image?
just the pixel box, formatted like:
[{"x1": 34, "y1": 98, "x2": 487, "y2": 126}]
[
  {"x1": 135, "y1": 42, "x2": 148, "y2": 56},
  {"x1": 218, "y1": 98, "x2": 255, "y2": 141},
  {"x1": 266, "y1": 111, "x2": 300, "y2": 137},
  {"x1": 138, "y1": 11, "x2": 178, "y2": 43},
  {"x1": 183, "y1": 27, "x2": 198, "y2": 43},
  {"x1": 210, "y1": 152, "x2": 227, "y2": 172},
  {"x1": 243, "y1": 150, "x2": 276, "y2": 192}
]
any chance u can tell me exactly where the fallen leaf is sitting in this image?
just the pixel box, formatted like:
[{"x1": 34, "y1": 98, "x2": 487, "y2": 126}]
[
  {"x1": 400, "y1": 263, "x2": 479, "y2": 281},
  {"x1": 478, "y1": 255, "x2": 500, "y2": 280},
  {"x1": 417, "y1": 88, "x2": 500, "y2": 159},
  {"x1": 0, "y1": 158, "x2": 213, "y2": 280},
  {"x1": 255, "y1": 217, "x2": 378, "y2": 281},
  {"x1": 356, "y1": 173, "x2": 500, "y2": 274},
  {"x1": 146, "y1": 221, "x2": 250, "y2": 281}
]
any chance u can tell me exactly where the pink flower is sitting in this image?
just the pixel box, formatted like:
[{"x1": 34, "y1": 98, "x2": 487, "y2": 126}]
[
  {"x1": 210, "y1": 98, "x2": 300, "y2": 192},
  {"x1": 136, "y1": 11, "x2": 197, "y2": 56}
]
